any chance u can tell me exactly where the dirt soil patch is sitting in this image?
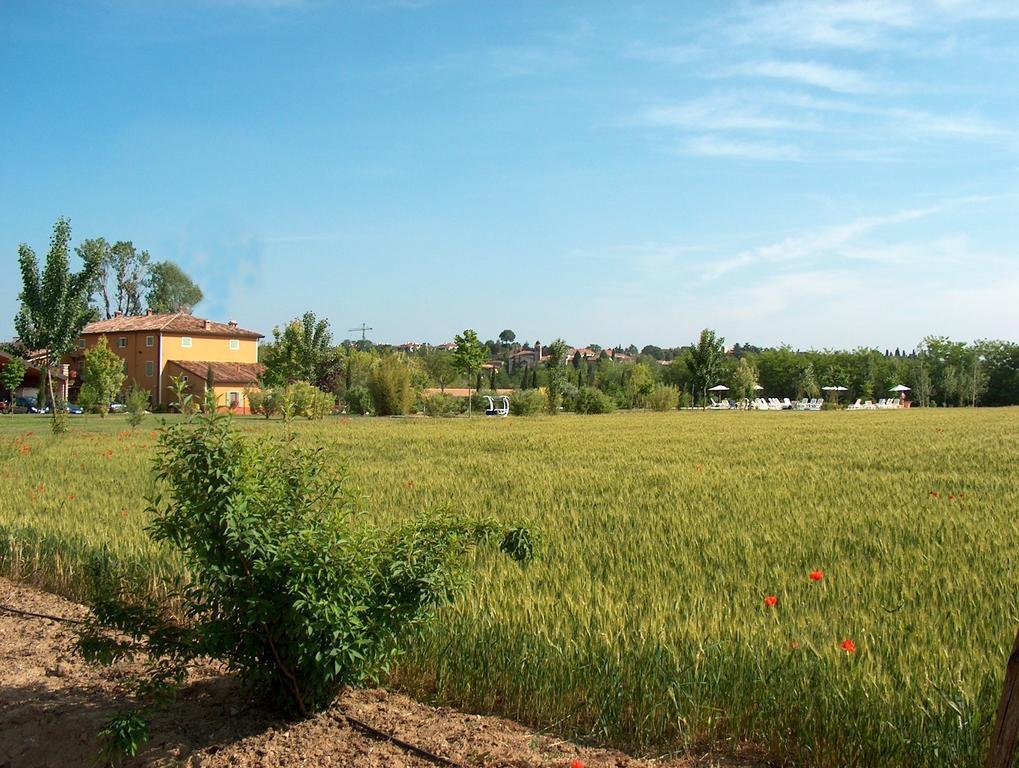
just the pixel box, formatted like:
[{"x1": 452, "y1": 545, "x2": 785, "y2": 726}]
[{"x1": 0, "y1": 578, "x2": 763, "y2": 767}]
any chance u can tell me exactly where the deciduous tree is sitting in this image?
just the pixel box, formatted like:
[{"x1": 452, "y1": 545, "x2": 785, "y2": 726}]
[
  {"x1": 688, "y1": 328, "x2": 725, "y2": 406},
  {"x1": 261, "y1": 312, "x2": 333, "y2": 387},
  {"x1": 79, "y1": 337, "x2": 126, "y2": 417},
  {"x1": 543, "y1": 338, "x2": 569, "y2": 414},
  {"x1": 15, "y1": 217, "x2": 103, "y2": 430},
  {"x1": 0, "y1": 357, "x2": 27, "y2": 416},
  {"x1": 453, "y1": 329, "x2": 487, "y2": 417},
  {"x1": 146, "y1": 261, "x2": 203, "y2": 314}
]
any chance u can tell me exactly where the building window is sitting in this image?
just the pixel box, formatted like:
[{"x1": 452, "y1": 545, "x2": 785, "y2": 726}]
[
  {"x1": 229, "y1": 339, "x2": 240, "y2": 350},
  {"x1": 181, "y1": 337, "x2": 192, "y2": 348},
  {"x1": 146, "y1": 335, "x2": 154, "y2": 347},
  {"x1": 117, "y1": 337, "x2": 127, "y2": 348},
  {"x1": 228, "y1": 391, "x2": 241, "y2": 409},
  {"x1": 145, "y1": 361, "x2": 155, "y2": 377},
  {"x1": 77, "y1": 339, "x2": 85, "y2": 349},
  {"x1": 181, "y1": 375, "x2": 189, "y2": 384}
]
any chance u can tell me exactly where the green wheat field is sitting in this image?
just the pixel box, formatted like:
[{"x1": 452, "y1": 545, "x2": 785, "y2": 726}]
[{"x1": 1, "y1": 409, "x2": 1017, "y2": 766}]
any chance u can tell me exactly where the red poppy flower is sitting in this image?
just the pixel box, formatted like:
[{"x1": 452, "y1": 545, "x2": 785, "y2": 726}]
[
  {"x1": 930, "y1": 491, "x2": 939, "y2": 498},
  {"x1": 948, "y1": 495, "x2": 955, "y2": 501},
  {"x1": 790, "y1": 641, "x2": 801, "y2": 650},
  {"x1": 570, "y1": 761, "x2": 584, "y2": 768},
  {"x1": 809, "y1": 570, "x2": 824, "y2": 581},
  {"x1": 840, "y1": 639, "x2": 856, "y2": 653},
  {"x1": 764, "y1": 595, "x2": 778, "y2": 607}
]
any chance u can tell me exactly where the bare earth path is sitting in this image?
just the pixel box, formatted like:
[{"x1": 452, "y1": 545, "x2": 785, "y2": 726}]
[{"x1": 0, "y1": 579, "x2": 760, "y2": 768}]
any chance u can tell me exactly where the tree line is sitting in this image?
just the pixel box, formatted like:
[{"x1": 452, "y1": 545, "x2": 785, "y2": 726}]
[{"x1": 258, "y1": 317, "x2": 1019, "y2": 415}]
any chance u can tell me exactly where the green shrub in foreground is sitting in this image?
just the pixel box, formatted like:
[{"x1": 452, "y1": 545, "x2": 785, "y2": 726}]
[
  {"x1": 646, "y1": 384, "x2": 680, "y2": 412},
  {"x1": 573, "y1": 386, "x2": 616, "y2": 414},
  {"x1": 77, "y1": 410, "x2": 535, "y2": 760},
  {"x1": 509, "y1": 389, "x2": 544, "y2": 416},
  {"x1": 421, "y1": 392, "x2": 460, "y2": 417}
]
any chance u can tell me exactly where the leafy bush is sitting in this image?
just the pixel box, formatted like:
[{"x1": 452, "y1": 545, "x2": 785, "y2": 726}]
[
  {"x1": 286, "y1": 381, "x2": 333, "y2": 420},
  {"x1": 647, "y1": 384, "x2": 680, "y2": 412},
  {"x1": 125, "y1": 385, "x2": 150, "y2": 428},
  {"x1": 369, "y1": 355, "x2": 413, "y2": 416},
  {"x1": 78, "y1": 410, "x2": 535, "y2": 759},
  {"x1": 344, "y1": 385, "x2": 374, "y2": 416},
  {"x1": 421, "y1": 392, "x2": 459, "y2": 417},
  {"x1": 508, "y1": 389, "x2": 543, "y2": 416},
  {"x1": 559, "y1": 382, "x2": 580, "y2": 412},
  {"x1": 246, "y1": 386, "x2": 270, "y2": 418},
  {"x1": 573, "y1": 386, "x2": 616, "y2": 414}
]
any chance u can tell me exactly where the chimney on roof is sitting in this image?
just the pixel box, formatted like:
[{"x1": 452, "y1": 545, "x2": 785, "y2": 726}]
[
  {"x1": 114, "y1": 311, "x2": 123, "y2": 318},
  {"x1": 228, "y1": 320, "x2": 238, "y2": 328},
  {"x1": 204, "y1": 320, "x2": 211, "y2": 331}
]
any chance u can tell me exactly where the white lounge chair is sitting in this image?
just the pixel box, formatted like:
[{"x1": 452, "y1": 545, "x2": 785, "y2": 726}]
[{"x1": 846, "y1": 399, "x2": 862, "y2": 410}]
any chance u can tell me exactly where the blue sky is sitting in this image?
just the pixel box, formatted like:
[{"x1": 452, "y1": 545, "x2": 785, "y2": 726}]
[{"x1": 2, "y1": 1, "x2": 1018, "y2": 350}]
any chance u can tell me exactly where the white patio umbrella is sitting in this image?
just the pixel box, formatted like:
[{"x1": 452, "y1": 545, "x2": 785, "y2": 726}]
[
  {"x1": 706, "y1": 384, "x2": 729, "y2": 409},
  {"x1": 889, "y1": 383, "x2": 911, "y2": 407},
  {"x1": 822, "y1": 385, "x2": 848, "y2": 404},
  {"x1": 753, "y1": 384, "x2": 764, "y2": 391}
]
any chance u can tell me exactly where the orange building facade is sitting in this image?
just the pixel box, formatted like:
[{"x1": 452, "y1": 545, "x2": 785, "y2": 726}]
[{"x1": 67, "y1": 311, "x2": 264, "y2": 412}]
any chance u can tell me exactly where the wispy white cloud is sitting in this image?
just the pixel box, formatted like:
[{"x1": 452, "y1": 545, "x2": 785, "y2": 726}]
[
  {"x1": 727, "y1": 0, "x2": 919, "y2": 51},
  {"x1": 642, "y1": 96, "x2": 817, "y2": 132},
  {"x1": 681, "y1": 135, "x2": 801, "y2": 161},
  {"x1": 624, "y1": 42, "x2": 702, "y2": 65},
  {"x1": 725, "y1": 59, "x2": 873, "y2": 93}
]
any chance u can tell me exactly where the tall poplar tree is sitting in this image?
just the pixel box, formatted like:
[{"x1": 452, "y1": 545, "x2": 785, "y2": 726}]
[{"x1": 15, "y1": 217, "x2": 103, "y2": 428}]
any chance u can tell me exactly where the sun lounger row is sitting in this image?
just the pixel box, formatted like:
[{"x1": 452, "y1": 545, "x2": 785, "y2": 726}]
[
  {"x1": 792, "y1": 398, "x2": 824, "y2": 411},
  {"x1": 846, "y1": 398, "x2": 902, "y2": 410}
]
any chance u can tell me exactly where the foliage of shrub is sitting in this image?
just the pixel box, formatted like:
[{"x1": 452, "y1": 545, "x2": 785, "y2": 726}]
[
  {"x1": 125, "y1": 385, "x2": 150, "y2": 428},
  {"x1": 344, "y1": 385, "x2": 374, "y2": 416},
  {"x1": 647, "y1": 384, "x2": 680, "y2": 412},
  {"x1": 421, "y1": 392, "x2": 459, "y2": 417},
  {"x1": 508, "y1": 389, "x2": 544, "y2": 416},
  {"x1": 246, "y1": 384, "x2": 332, "y2": 420},
  {"x1": 288, "y1": 380, "x2": 333, "y2": 420},
  {"x1": 245, "y1": 386, "x2": 269, "y2": 418},
  {"x1": 77, "y1": 410, "x2": 535, "y2": 760},
  {"x1": 573, "y1": 386, "x2": 616, "y2": 414},
  {"x1": 369, "y1": 355, "x2": 414, "y2": 416}
]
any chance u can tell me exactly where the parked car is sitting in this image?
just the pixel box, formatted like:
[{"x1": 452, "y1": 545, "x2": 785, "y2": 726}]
[
  {"x1": 108, "y1": 402, "x2": 127, "y2": 413},
  {"x1": 64, "y1": 402, "x2": 84, "y2": 415},
  {"x1": 14, "y1": 396, "x2": 48, "y2": 414}
]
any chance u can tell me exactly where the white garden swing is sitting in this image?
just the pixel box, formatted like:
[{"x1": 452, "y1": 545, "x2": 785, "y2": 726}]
[{"x1": 484, "y1": 395, "x2": 510, "y2": 417}]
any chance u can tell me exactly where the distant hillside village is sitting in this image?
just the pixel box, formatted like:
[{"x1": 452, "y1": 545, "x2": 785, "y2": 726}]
[{"x1": 5, "y1": 217, "x2": 1019, "y2": 417}]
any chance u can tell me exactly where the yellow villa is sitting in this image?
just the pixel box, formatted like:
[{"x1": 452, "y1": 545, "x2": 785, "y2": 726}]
[{"x1": 68, "y1": 310, "x2": 264, "y2": 413}]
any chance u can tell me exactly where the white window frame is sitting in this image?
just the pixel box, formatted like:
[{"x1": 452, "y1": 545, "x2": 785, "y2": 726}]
[
  {"x1": 145, "y1": 360, "x2": 155, "y2": 378},
  {"x1": 145, "y1": 335, "x2": 154, "y2": 347},
  {"x1": 117, "y1": 337, "x2": 127, "y2": 348},
  {"x1": 181, "y1": 337, "x2": 192, "y2": 348},
  {"x1": 228, "y1": 391, "x2": 241, "y2": 408},
  {"x1": 229, "y1": 339, "x2": 240, "y2": 351}
]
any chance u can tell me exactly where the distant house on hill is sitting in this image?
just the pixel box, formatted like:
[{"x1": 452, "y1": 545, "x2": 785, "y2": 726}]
[{"x1": 65, "y1": 310, "x2": 264, "y2": 413}]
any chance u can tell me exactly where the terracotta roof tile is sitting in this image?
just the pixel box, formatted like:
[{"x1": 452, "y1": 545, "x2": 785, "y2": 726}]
[
  {"x1": 82, "y1": 312, "x2": 262, "y2": 339},
  {"x1": 167, "y1": 360, "x2": 265, "y2": 385}
]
